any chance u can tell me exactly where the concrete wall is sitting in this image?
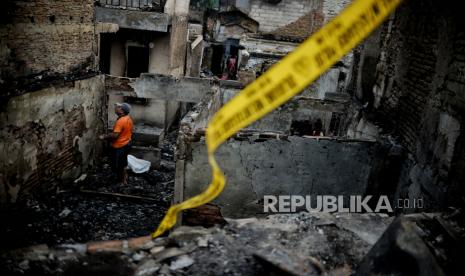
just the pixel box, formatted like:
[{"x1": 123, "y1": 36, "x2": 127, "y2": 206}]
[
  {"x1": 227, "y1": 91, "x2": 348, "y2": 135},
  {"x1": 131, "y1": 74, "x2": 215, "y2": 102},
  {"x1": 185, "y1": 80, "x2": 349, "y2": 136},
  {"x1": 105, "y1": 31, "x2": 174, "y2": 129},
  {"x1": 105, "y1": 74, "x2": 215, "y2": 130},
  {"x1": 149, "y1": 33, "x2": 171, "y2": 74},
  {"x1": 95, "y1": 6, "x2": 170, "y2": 32},
  {"x1": 107, "y1": 94, "x2": 167, "y2": 129},
  {"x1": 0, "y1": 0, "x2": 97, "y2": 97},
  {"x1": 0, "y1": 76, "x2": 105, "y2": 205},
  {"x1": 348, "y1": 0, "x2": 465, "y2": 209},
  {"x1": 174, "y1": 82, "x2": 383, "y2": 218},
  {"x1": 148, "y1": 33, "x2": 175, "y2": 127},
  {"x1": 179, "y1": 136, "x2": 387, "y2": 218},
  {"x1": 107, "y1": 31, "x2": 171, "y2": 77},
  {"x1": 256, "y1": 97, "x2": 347, "y2": 136}
]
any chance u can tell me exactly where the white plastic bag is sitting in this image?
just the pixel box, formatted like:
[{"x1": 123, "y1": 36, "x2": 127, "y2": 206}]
[{"x1": 127, "y1": 154, "x2": 151, "y2": 174}]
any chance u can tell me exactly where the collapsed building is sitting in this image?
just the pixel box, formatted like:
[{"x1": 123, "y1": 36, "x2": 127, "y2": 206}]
[
  {"x1": 176, "y1": 0, "x2": 464, "y2": 218},
  {"x1": 0, "y1": 0, "x2": 464, "y2": 275}
]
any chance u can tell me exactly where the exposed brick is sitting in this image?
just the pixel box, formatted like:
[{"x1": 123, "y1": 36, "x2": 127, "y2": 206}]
[
  {"x1": 249, "y1": 0, "x2": 323, "y2": 33},
  {"x1": 0, "y1": 76, "x2": 104, "y2": 204},
  {"x1": 128, "y1": 235, "x2": 154, "y2": 250},
  {"x1": 0, "y1": 0, "x2": 97, "y2": 96},
  {"x1": 270, "y1": 8, "x2": 324, "y2": 40},
  {"x1": 356, "y1": 0, "x2": 465, "y2": 207},
  {"x1": 87, "y1": 240, "x2": 123, "y2": 253},
  {"x1": 183, "y1": 203, "x2": 227, "y2": 227}
]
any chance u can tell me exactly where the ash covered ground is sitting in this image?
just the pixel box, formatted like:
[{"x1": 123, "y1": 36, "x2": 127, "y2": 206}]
[{"x1": 0, "y1": 130, "x2": 177, "y2": 250}]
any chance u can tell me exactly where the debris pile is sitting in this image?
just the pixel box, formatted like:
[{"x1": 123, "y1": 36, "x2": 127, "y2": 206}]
[
  {"x1": 0, "y1": 159, "x2": 175, "y2": 250},
  {"x1": 3, "y1": 210, "x2": 463, "y2": 275},
  {"x1": 1, "y1": 212, "x2": 394, "y2": 275}
]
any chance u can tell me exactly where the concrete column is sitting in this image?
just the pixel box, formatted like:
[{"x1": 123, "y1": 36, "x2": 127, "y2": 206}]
[
  {"x1": 164, "y1": 0, "x2": 175, "y2": 15},
  {"x1": 167, "y1": 0, "x2": 190, "y2": 77},
  {"x1": 169, "y1": 1, "x2": 190, "y2": 224},
  {"x1": 173, "y1": 0, "x2": 190, "y2": 16}
]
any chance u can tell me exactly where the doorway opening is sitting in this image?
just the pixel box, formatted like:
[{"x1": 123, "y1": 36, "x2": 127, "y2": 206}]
[{"x1": 126, "y1": 46, "x2": 149, "y2": 78}]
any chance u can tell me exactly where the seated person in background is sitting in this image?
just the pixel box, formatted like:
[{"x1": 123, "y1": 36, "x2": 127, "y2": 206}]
[{"x1": 312, "y1": 119, "x2": 325, "y2": 136}]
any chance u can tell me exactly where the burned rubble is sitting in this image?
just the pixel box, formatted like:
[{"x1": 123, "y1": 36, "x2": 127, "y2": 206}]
[
  {"x1": 1, "y1": 212, "x2": 393, "y2": 275},
  {"x1": 0, "y1": 128, "x2": 177, "y2": 250},
  {"x1": 1, "y1": 211, "x2": 463, "y2": 275},
  {"x1": 1, "y1": 0, "x2": 465, "y2": 275}
]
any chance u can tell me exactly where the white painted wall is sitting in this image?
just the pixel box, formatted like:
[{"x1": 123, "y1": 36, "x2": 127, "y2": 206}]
[
  {"x1": 108, "y1": 94, "x2": 167, "y2": 128},
  {"x1": 149, "y1": 33, "x2": 171, "y2": 75}
]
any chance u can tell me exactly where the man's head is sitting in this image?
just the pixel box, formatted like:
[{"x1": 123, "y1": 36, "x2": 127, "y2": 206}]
[{"x1": 115, "y1": 102, "x2": 131, "y2": 116}]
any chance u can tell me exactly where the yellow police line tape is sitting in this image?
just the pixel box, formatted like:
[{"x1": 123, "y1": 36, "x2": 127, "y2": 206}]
[{"x1": 152, "y1": 0, "x2": 403, "y2": 238}]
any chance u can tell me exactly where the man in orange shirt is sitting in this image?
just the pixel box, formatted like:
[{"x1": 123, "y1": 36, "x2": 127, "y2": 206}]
[{"x1": 99, "y1": 102, "x2": 134, "y2": 185}]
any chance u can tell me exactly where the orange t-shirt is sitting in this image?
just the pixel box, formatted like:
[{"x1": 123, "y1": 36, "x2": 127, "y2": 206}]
[{"x1": 112, "y1": 115, "x2": 133, "y2": 148}]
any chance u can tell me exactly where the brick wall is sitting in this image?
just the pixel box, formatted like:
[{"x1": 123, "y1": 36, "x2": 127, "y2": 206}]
[
  {"x1": 249, "y1": 0, "x2": 322, "y2": 33},
  {"x1": 354, "y1": 0, "x2": 465, "y2": 208},
  {"x1": 0, "y1": 0, "x2": 97, "y2": 97},
  {"x1": 0, "y1": 1, "x2": 107, "y2": 205},
  {"x1": 270, "y1": 9, "x2": 324, "y2": 40},
  {"x1": 0, "y1": 76, "x2": 105, "y2": 205}
]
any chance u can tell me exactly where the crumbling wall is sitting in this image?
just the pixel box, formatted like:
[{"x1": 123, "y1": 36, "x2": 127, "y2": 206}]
[
  {"x1": 185, "y1": 80, "x2": 348, "y2": 135},
  {"x1": 240, "y1": 38, "x2": 352, "y2": 99},
  {"x1": 175, "y1": 83, "x2": 392, "y2": 218},
  {"x1": 247, "y1": 0, "x2": 352, "y2": 38},
  {"x1": 351, "y1": 0, "x2": 465, "y2": 209},
  {"x1": 95, "y1": 6, "x2": 170, "y2": 32},
  {"x1": 0, "y1": 76, "x2": 105, "y2": 205},
  {"x1": 105, "y1": 74, "x2": 215, "y2": 132},
  {"x1": 104, "y1": 29, "x2": 171, "y2": 77},
  {"x1": 0, "y1": 0, "x2": 97, "y2": 97},
  {"x1": 179, "y1": 135, "x2": 388, "y2": 218},
  {"x1": 248, "y1": 0, "x2": 322, "y2": 33}
]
